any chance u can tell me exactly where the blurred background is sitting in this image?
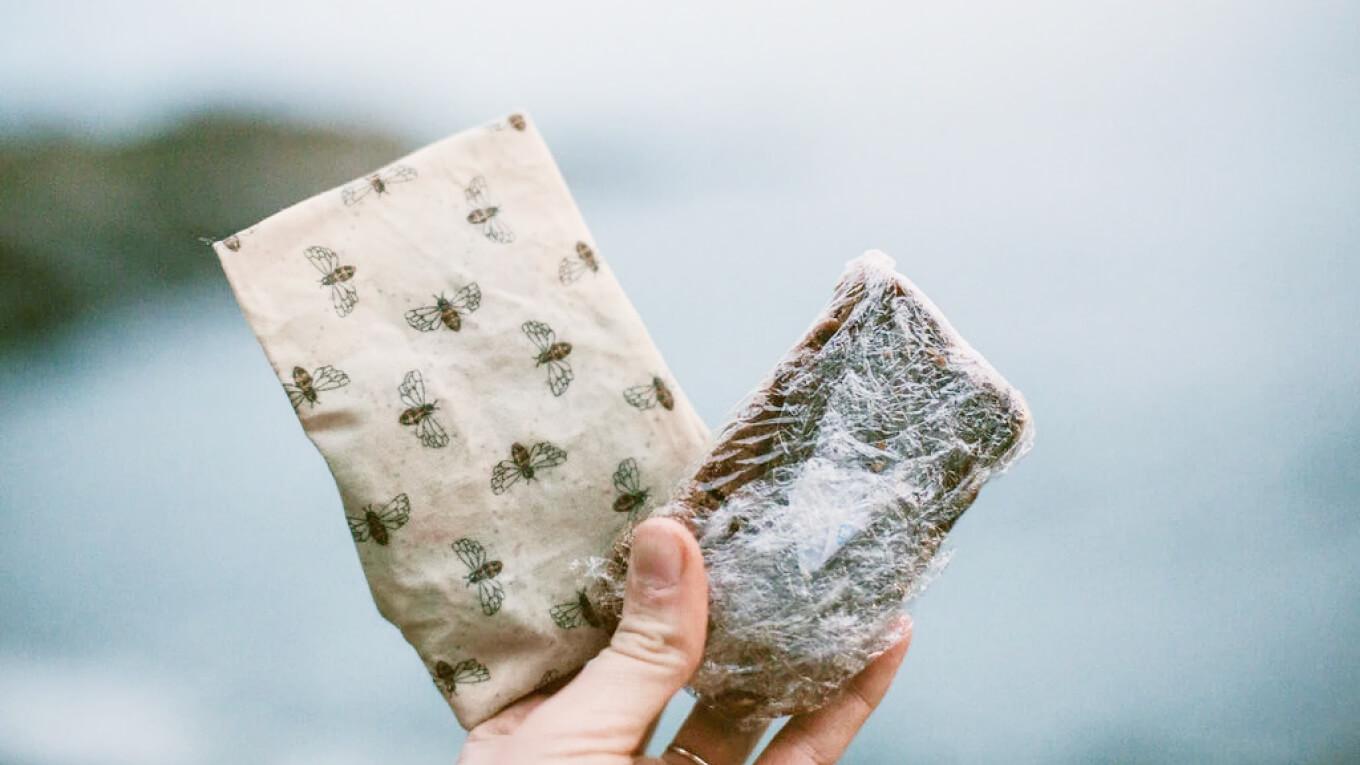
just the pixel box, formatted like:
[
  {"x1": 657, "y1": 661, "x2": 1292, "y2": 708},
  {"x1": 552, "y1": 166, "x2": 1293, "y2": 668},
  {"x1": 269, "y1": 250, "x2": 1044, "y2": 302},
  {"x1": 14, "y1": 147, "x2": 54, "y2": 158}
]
[{"x1": 2, "y1": 1, "x2": 1357, "y2": 763}]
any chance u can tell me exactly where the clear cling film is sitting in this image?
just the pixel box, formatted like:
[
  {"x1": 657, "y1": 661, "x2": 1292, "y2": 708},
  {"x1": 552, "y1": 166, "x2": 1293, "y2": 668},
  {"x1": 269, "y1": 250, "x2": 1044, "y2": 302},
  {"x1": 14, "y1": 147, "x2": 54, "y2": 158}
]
[{"x1": 592, "y1": 250, "x2": 1035, "y2": 724}]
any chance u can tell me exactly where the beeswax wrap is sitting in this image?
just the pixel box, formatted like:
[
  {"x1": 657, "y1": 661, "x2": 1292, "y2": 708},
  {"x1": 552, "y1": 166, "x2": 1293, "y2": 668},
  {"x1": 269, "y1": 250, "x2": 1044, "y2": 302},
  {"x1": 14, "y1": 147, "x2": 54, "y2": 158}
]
[{"x1": 214, "y1": 113, "x2": 710, "y2": 728}]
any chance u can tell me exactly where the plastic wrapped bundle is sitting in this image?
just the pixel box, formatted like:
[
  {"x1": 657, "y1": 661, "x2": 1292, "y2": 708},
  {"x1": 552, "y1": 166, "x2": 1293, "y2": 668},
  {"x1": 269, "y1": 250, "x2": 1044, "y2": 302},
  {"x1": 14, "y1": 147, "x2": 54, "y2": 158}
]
[{"x1": 592, "y1": 250, "x2": 1034, "y2": 723}]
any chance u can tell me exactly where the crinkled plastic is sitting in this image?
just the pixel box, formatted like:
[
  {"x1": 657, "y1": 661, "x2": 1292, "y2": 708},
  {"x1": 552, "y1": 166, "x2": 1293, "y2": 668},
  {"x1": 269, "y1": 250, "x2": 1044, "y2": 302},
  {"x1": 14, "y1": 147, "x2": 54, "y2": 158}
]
[{"x1": 591, "y1": 250, "x2": 1034, "y2": 724}]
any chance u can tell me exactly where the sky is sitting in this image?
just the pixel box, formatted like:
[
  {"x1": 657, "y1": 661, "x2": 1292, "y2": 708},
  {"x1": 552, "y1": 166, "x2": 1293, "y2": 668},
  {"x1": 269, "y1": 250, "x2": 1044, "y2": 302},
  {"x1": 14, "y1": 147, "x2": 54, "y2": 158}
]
[{"x1": 2, "y1": 1, "x2": 1358, "y2": 762}]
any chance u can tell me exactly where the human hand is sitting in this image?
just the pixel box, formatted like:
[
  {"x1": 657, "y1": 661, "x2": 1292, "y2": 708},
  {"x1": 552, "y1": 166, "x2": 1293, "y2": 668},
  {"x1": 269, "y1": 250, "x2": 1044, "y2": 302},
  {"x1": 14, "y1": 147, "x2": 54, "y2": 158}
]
[{"x1": 456, "y1": 517, "x2": 912, "y2": 764}]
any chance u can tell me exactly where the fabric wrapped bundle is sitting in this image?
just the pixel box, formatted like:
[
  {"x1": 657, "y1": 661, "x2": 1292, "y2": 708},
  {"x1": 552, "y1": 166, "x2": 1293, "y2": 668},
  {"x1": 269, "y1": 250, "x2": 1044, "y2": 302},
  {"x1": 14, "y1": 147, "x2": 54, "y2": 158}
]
[
  {"x1": 215, "y1": 112, "x2": 1035, "y2": 731},
  {"x1": 213, "y1": 113, "x2": 710, "y2": 729},
  {"x1": 592, "y1": 251, "x2": 1034, "y2": 724}
]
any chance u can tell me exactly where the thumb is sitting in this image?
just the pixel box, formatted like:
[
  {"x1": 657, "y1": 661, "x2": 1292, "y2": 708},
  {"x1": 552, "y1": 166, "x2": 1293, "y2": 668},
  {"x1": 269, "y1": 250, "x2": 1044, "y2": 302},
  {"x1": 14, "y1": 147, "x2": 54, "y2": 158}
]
[{"x1": 518, "y1": 518, "x2": 708, "y2": 753}]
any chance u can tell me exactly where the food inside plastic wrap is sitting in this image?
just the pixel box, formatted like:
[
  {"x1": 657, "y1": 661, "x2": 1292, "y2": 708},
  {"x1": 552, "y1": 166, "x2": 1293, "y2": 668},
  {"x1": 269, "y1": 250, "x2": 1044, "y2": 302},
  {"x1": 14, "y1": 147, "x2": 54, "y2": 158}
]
[{"x1": 591, "y1": 250, "x2": 1034, "y2": 723}]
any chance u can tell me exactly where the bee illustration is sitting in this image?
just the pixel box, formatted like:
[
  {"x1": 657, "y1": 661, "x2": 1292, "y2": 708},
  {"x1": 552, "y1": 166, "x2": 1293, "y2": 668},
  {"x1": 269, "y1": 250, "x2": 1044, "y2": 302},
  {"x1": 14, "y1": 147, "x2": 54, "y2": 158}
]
[
  {"x1": 490, "y1": 441, "x2": 567, "y2": 495},
  {"x1": 612, "y1": 458, "x2": 651, "y2": 518},
  {"x1": 558, "y1": 241, "x2": 600, "y2": 284},
  {"x1": 345, "y1": 493, "x2": 411, "y2": 546},
  {"x1": 341, "y1": 163, "x2": 418, "y2": 206},
  {"x1": 521, "y1": 320, "x2": 573, "y2": 396},
  {"x1": 550, "y1": 589, "x2": 603, "y2": 630},
  {"x1": 464, "y1": 176, "x2": 515, "y2": 244},
  {"x1": 398, "y1": 370, "x2": 450, "y2": 448},
  {"x1": 453, "y1": 538, "x2": 505, "y2": 616},
  {"x1": 305, "y1": 245, "x2": 358, "y2": 317},
  {"x1": 431, "y1": 658, "x2": 490, "y2": 696},
  {"x1": 405, "y1": 282, "x2": 482, "y2": 332},
  {"x1": 282, "y1": 364, "x2": 350, "y2": 411},
  {"x1": 622, "y1": 376, "x2": 675, "y2": 412},
  {"x1": 534, "y1": 668, "x2": 562, "y2": 691}
]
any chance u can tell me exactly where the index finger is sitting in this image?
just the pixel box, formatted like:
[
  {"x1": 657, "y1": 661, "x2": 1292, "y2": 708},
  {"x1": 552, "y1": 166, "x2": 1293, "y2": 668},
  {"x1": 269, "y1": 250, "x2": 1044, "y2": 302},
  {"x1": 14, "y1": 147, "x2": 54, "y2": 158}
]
[{"x1": 754, "y1": 620, "x2": 912, "y2": 765}]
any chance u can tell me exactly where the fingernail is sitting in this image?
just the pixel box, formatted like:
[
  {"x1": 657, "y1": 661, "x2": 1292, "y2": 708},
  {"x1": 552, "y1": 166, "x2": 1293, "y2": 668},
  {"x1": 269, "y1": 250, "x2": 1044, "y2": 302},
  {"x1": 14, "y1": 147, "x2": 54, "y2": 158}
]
[{"x1": 631, "y1": 522, "x2": 684, "y2": 589}]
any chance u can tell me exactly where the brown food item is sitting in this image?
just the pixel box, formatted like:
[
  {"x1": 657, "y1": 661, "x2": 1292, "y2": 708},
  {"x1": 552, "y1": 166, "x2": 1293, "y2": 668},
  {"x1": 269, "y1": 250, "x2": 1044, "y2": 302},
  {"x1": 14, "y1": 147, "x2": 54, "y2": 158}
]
[{"x1": 591, "y1": 251, "x2": 1033, "y2": 723}]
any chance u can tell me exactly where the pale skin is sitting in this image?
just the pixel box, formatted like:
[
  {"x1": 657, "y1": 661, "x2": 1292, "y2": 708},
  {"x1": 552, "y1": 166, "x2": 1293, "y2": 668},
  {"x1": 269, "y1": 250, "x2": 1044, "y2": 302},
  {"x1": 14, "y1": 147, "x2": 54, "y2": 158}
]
[{"x1": 457, "y1": 518, "x2": 912, "y2": 765}]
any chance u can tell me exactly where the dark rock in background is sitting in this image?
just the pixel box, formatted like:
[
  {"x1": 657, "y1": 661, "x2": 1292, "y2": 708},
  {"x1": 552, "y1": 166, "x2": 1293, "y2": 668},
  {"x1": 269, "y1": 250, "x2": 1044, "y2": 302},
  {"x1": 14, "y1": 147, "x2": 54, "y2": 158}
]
[{"x1": 0, "y1": 117, "x2": 408, "y2": 351}]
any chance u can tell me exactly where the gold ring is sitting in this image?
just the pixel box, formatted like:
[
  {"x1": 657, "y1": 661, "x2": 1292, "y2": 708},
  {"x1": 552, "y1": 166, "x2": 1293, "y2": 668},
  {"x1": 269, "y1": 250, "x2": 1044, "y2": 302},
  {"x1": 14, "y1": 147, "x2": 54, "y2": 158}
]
[{"x1": 665, "y1": 743, "x2": 714, "y2": 765}]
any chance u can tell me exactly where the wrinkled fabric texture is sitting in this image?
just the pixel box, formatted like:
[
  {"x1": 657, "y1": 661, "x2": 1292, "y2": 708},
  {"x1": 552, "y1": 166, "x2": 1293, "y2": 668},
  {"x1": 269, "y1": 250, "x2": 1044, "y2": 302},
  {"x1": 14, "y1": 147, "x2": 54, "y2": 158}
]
[
  {"x1": 214, "y1": 113, "x2": 710, "y2": 729},
  {"x1": 594, "y1": 251, "x2": 1034, "y2": 724}
]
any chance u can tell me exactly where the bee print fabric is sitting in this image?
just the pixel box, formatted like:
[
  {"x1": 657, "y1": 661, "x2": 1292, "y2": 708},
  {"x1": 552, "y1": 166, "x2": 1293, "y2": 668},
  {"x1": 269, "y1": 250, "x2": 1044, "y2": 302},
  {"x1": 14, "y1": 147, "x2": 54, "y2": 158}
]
[{"x1": 212, "y1": 113, "x2": 710, "y2": 730}]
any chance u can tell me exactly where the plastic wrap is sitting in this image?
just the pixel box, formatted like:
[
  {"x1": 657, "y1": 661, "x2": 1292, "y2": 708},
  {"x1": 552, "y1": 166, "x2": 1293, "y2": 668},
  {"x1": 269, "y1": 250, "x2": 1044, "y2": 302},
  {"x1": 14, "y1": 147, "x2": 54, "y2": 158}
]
[{"x1": 591, "y1": 250, "x2": 1034, "y2": 723}]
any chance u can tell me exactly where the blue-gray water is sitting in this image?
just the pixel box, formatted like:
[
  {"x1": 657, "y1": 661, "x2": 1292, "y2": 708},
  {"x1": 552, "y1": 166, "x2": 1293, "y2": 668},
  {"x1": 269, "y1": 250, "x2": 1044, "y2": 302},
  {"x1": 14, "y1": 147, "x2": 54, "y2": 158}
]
[{"x1": 2, "y1": 1, "x2": 1358, "y2": 762}]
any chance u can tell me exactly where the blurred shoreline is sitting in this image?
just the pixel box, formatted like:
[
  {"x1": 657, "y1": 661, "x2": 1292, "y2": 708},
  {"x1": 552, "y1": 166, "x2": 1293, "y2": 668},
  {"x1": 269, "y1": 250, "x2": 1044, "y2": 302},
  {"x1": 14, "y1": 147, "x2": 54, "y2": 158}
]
[{"x1": 0, "y1": 115, "x2": 410, "y2": 354}]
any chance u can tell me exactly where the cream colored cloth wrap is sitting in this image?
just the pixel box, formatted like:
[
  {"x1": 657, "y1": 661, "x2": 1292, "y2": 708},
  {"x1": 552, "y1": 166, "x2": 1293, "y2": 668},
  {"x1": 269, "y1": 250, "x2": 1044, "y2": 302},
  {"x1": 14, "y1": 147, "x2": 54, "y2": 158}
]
[{"x1": 213, "y1": 113, "x2": 710, "y2": 729}]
